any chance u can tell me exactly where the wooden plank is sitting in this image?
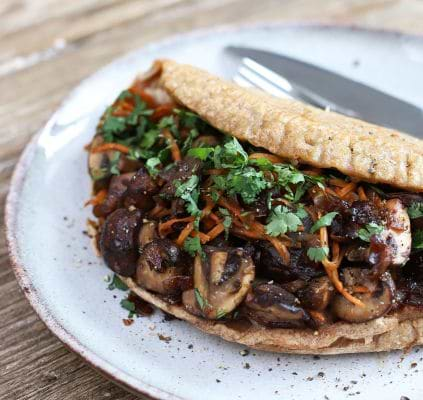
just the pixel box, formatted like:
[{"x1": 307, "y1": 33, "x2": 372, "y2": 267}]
[{"x1": 1, "y1": 0, "x2": 423, "y2": 398}]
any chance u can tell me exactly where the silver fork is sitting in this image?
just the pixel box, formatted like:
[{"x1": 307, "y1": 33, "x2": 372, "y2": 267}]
[{"x1": 233, "y1": 57, "x2": 358, "y2": 116}]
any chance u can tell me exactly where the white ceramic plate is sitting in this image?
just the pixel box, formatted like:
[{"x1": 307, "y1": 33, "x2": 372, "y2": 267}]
[{"x1": 6, "y1": 24, "x2": 423, "y2": 400}]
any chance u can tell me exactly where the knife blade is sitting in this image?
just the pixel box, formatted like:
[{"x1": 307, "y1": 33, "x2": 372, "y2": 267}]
[{"x1": 225, "y1": 46, "x2": 423, "y2": 138}]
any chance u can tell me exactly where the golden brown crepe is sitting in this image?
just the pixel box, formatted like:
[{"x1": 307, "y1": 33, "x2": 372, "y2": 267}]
[{"x1": 92, "y1": 60, "x2": 423, "y2": 354}]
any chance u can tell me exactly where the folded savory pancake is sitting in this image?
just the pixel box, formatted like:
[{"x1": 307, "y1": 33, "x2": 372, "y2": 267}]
[{"x1": 87, "y1": 60, "x2": 423, "y2": 354}]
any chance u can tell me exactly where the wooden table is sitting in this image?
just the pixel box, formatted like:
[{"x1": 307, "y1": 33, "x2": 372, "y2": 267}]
[{"x1": 1, "y1": 0, "x2": 423, "y2": 398}]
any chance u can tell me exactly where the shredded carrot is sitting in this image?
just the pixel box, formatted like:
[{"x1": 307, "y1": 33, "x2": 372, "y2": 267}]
[
  {"x1": 357, "y1": 186, "x2": 368, "y2": 201},
  {"x1": 319, "y1": 227, "x2": 364, "y2": 307},
  {"x1": 309, "y1": 310, "x2": 326, "y2": 324},
  {"x1": 231, "y1": 226, "x2": 262, "y2": 240},
  {"x1": 91, "y1": 143, "x2": 130, "y2": 154},
  {"x1": 191, "y1": 231, "x2": 211, "y2": 244},
  {"x1": 248, "y1": 153, "x2": 284, "y2": 163},
  {"x1": 201, "y1": 198, "x2": 215, "y2": 218},
  {"x1": 151, "y1": 103, "x2": 175, "y2": 121},
  {"x1": 205, "y1": 223, "x2": 225, "y2": 241},
  {"x1": 209, "y1": 213, "x2": 221, "y2": 223},
  {"x1": 129, "y1": 86, "x2": 156, "y2": 108},
  {"x1": 85, "y1": 189, "x2": 107, "y2": 207},
  {"x1": 325, "y1": 187, "x2": 339, "y2": 197},
  {"x1": 217, "y1": 197, "x2": 242, "y2": 217},
  {"x1": 205, "y1": 169, "x2": 227, "y2": 175},
  {"x1": 159, "y1": 216, "x2": 195, "y2": 237},
  {"x1": 329, "y1": 178, "x2": 349, "y2": 187},
  {"x1": 176, "y1": 222, "x2": 195, "y2": 246},
  {"x1": 149, "y1": 204, "x2": 168, "y2": 218},
  {"x1": 337, "y1": 182, "x2": 357, "y2": 198},
  {"x1": 267, "y1": 236, "x2": 290, "y2": 265},
  {"x1": 352, "y1": 286, "x2": 371, "y2": 294},
  {"x1": 162, "y1": 129, "x2": 181, "y2": 161}
]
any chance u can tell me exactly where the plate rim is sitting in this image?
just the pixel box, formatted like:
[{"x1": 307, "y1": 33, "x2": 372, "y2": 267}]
[{"x1": 5, "y1": 21, "x2": 423, "y2": 399}]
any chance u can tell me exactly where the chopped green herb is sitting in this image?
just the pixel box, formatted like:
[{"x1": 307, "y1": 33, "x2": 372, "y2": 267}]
[
  {"x1": 181, "y1": 128, "x2": 199, "y2": 154},
  {"x1": 109, "y1": 152, "x2": 121, "y2": 175},
  {"x1": 265, "y1": 205, "x2": 302, "y2": 237},
  {"x1": 187, "y1": 147, "x2": 214, "y2": 161},
  {"x1": 413, "y1": 229, "x2": 423, "y2": 249},
  {"x1": 307, "y1": 246, "x2": 329, "y2": 262},
  {"x1": 214, "y1": 138, "x2": 248, "y2": 169},
  {"x1": 408, "y1": 202, "x2": 423, "y2": 219},
  {"x1": 174, "y1": 175, "x2": 201, "y2": 217},
  {"x1": 194, "y1": 288, "x2": 207, "y2": 311},
  {"x1": 145, "y1": 157, "x2": 161, "y2": 177},
  {"x1": 310, "y1": 212, "x2": 338, "y2": 234},
  {"x1": 295, "y1": 205, "x2": 308, "y2": 220},
  {"x1": 139, "y1": 129, "x2": 159, "y2": 149},
  {"x1": 120, "y1": 299, "x2": 136, "y2": 318},
  {"x1": 358, "y1": 222, "x2": 384, "y2": 242},
  {"x1": 219, "y1": 207, "x2": 233, "y2": 239},
  {"x1": 108, "y1": 274, "x2": 129, "y2": 291},
  {"x1": 184, "y1": 236, "x2": 203, "y2": 257},
  {"x1": 216, "y1": 308, "x2": 227, "y2": 319}
]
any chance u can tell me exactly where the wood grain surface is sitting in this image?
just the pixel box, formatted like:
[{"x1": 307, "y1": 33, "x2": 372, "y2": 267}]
[{"x1": 1, "y1": 1, "x2": 423, "y2": 399}]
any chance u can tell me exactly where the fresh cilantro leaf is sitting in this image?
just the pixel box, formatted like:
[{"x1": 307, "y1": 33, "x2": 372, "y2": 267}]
[
  {"x1": 358, "y1": 222, "x2": 384, "y2": 242},
  {"x1": 102, "y1": 114, "x2": 127, "y2": 139},
  {"x1": 184, "y1": 236, "x2": 203, "y2": 257},
  {"x1": 223, "y1": 167, "x2": 270, "y2": 204},
  {"x1": 127, "y1": 147, "x2": 155, "y2": 160},
  {"x1": 158, "y1": 115, "x2": 179, "y2": 137},
  {"x1": 194, "y1": 288, "x2": 208, "y2": 311},
  {"x1": 174, "y1": 175, "x2": 201, "y2": 217},
  {"x1": 108, "y1": 274, "x2": 128, "y2": 291},
  {"x1": 109, "y1": 152, "x2": 121, "y2": 175},
  {"x1": 295, "y1": 205, "x2": 308, "y2": 220},
  {"x1": 310, "y1": 212, "x2": 338, "y2": 234},
  {"x1": 307, "y1": 246, "x2": 329, "y2": 262},
  {"x1": 219, "y1": 207, "x2": 232, "y2": 239},
  {"x1": 181, "y1": 128, "x2": 199, "y2": 154},
  {"x1": 145, "y1": 157, "x2": 161, "y2": 177},
  {"x1": 139, "y1": 129, "x2": 159, "y2": 149},
  {"x1": 210, "y1": 190, "x2": 220, "y2": 203},
  {"x1": 274, "y1": 164, "x2": 305, "y2": 187},
  {"x1": 214, "y1": 138, "x2": 248, "y2": 169},
  {"x1": 408, "y1": 202, "x2": 423, "y2": 219},
  {"x1": 117, "y1": 90, "x2": 132, "y2": 101},
  {"x1": 175, "y1": 109, "x2": 203, "y2": 129},
  {"x1": 248, "y1": 157, "x2": 274, "y2": 170},
  {"x1": 265, "y1": 205, "x2": 302, "y2": 236},
  {"x1": 413, "y1": 229, "x2": 423, "y2": 249},
  {"x1": 120, "y1": 299, "x2": 135, "y2": 312},
  {"x1": 187, "y1": 147, "x2": 214, "y2": 161}
]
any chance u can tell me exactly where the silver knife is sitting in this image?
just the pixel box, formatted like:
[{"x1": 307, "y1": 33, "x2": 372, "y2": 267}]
[{"x1": 225, "y1": 46, "x2": 423, "y2": 138}]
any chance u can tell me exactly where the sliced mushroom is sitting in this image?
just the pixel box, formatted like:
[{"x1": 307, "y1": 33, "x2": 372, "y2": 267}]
[
  {"x1": 297, "y1": 276, "x2": 335, "y2": 311},
  {"x1": 93, "y1": 172, "x2": 134, "y2": 218},
  {"x1": 382, "y1": 199, "x2": 412, "y2": 266},
  {"x1": 332, "y1": 268, "x2": 395, "y2": 323},
  {"x1": 100, "y1": 208, "x2": 142, "y2": 276},
  {"x1": 124, "y1": 167, "x2": 159, "y2": 210},
  {"x1": 187, "y1": 247, "x2": 255, "y2": 320},
  {"x1": 159, "y1": 157, "x2": 202, "y2": 198},
  {"x1": 136, "y1": 239, "x2": 191, "y2": 295},
  {"x1": 138, "y1": 221, "x2": 158, "y2": 247},
  {"x1": 244, "y1": 283, "x2": 314, "y2": 329}
]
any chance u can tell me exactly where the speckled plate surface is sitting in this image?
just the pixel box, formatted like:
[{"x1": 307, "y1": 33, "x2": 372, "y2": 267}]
[{"x1": 6, "y1": 24, "x2": 423, "y2": 400}]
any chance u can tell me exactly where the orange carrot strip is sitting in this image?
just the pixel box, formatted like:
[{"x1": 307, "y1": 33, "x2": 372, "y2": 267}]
[
  {"x1": 338, "y1": 182, "x2": 357, "y2": 198},
  {"x1": 91, "y1": 143, "x2": 130, "y2": 154},
  {"x1": 129, "y1": 86, "x2": 156, "y2": 108},
  {"x1": 162, "y1": 129, "x2": 181, "y2": 161},
  {"x1": 158, "y1": 216, "x2": 195, "y2": 237},
  {"x1": 325, "y1": 187, "x2": 339, "y2": 197},
  {"x1": 231, "y1": 226, "x2": 262, "y2": 240},
  {"x1": 151, "y1": 103, "x2": 175, "y2": 121},
  {"x1": 329, "y1": 178, "x2": 349, "y2": 187},
  {"x1": 191, "y1": 231, "x2": 211, "y2": 244},
  {"x1": 85, "y1": 189, "x2": 107, "y2": 207},
  {"x1": 209, "y1": 213, "x2": 221, "y2": 223},
  {"x1": 205, "y1": 223, "x2": 225, "y2": 241},
  {"x1": 267, "y1": 236, "x2": 290, "y2": 265},
  {"x1": 217, "y1": 197, "x2": 241, "y2": 217},
  {"x1": 352, "y1": 286, "x2": 371, "y2": 294},
  {"x1": 358, "y1": 186, "x2": 368, "y2": 201},
  {"x1": 248, "y1": 153, "x2": 284, "y2": 163},
  {"x1": 176, "y1": 222, "x2": 195, "y2": 246}
]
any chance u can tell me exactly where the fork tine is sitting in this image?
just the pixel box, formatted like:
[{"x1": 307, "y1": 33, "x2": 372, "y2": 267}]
[
  {"x1": 233, "y1": 74, "x2": 255, "y2": 88},
  {"x1": 242, "y1": 57, "x2": 293, "y2": 93},
  {"x1": 237, "y1": 65, "x2": 294, "y2": 100}
]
